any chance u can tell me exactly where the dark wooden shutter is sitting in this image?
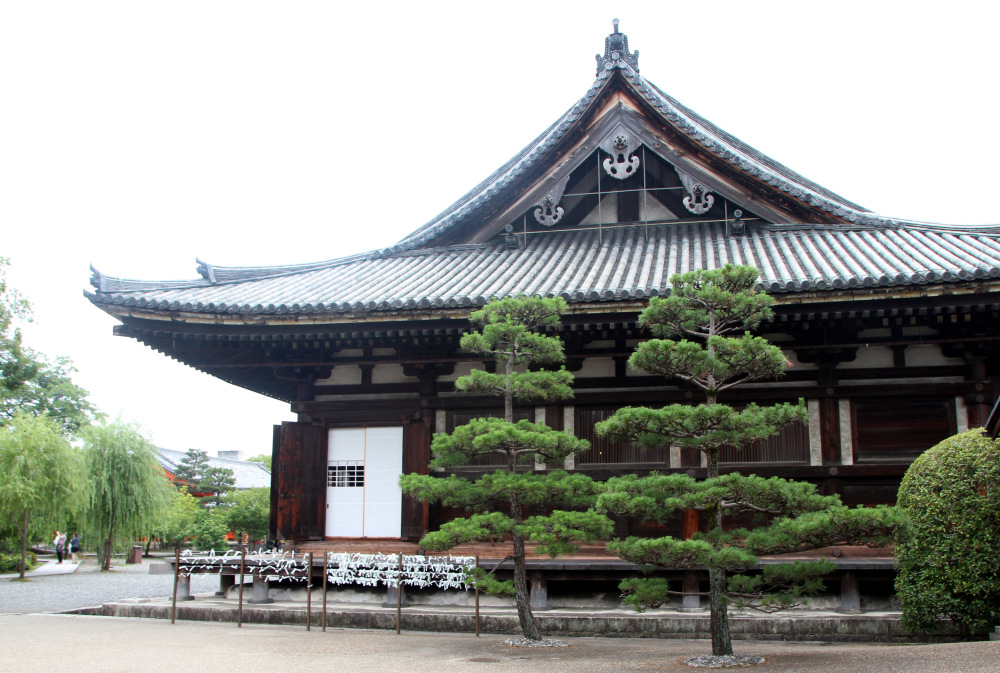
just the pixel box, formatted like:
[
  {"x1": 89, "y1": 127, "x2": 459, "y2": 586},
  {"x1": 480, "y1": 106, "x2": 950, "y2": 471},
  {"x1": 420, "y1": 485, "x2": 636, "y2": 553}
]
[
  {"x1": 275, "y1": 422, "x2": 327, "y2": 541},
  {"x1": 269, "y1": 424, "x2": 281, "y2": 540},
  {"x1": 853, "y1": 399, "x2": 954, "y2": 463},
  {"x1": 401, "y1": 418, "x2": 430, "y2": 541}
]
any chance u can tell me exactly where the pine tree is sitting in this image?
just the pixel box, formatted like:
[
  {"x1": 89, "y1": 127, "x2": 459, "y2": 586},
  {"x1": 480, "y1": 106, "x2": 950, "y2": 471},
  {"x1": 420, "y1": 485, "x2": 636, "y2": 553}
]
[
  {"x1": 173, "y1": 448, "x2": 235, "y2": 505},
  {"x1": 400, "y1": 296, "x2": 612, "y2": 642},
  {"x1": 596, "y1": 265, "x2": 896, "y2": 656}
]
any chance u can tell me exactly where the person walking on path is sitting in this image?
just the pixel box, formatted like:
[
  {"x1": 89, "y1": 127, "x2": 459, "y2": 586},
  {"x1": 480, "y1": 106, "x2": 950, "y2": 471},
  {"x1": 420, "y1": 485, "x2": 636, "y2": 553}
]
[
  {"x1": 53, "y1": 531, "x2": 66, "y2": 564},
  {"x1": 69, "y1": 533, "x2": 80, "y2": 563}
]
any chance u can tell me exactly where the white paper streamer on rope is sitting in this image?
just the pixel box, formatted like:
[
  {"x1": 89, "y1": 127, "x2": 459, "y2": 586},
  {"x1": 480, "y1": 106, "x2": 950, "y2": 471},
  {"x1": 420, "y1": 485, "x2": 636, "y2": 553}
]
[
  {"x1": 326, "y1": 553, "x2": 476, "y2": 590},
  {"x1": 178, "y1": 549, "x2": 308, "y2": 582}
]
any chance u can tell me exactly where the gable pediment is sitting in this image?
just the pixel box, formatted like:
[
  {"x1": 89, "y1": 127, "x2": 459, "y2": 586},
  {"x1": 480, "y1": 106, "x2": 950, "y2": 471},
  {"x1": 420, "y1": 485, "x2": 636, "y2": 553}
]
[{"x1": 395, "y1": 63, "x2": 886, "y2": 254}]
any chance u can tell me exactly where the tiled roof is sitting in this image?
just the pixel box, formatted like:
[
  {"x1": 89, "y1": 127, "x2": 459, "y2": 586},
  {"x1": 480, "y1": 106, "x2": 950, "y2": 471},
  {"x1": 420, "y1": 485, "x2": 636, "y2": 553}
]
[
  {"x1": 89, "y1": 223, "x2": 1000, "y2": 317},
  {"x1": 158, "y1": 448, "x2": 271, "y2": 489},
  {"x1": 86, "y1": 28, "x2": 1000, "y2": 322}
]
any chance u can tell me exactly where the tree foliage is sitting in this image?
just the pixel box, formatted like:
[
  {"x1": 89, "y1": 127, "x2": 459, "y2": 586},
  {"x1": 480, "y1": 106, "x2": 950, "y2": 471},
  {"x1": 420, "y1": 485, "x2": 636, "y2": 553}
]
[
  {"x1": 192, "y1": 507, "x2": 231, "y2": 552},
  {"x1": 246, "y1": 453, "x2": 272, "y2": 471},
  {"x1": 596, "y1": 265, "x2": 895, "y2": 657},
  {"x1": 81, "y1": 420, "x2": 172, "y2": 570},
  {"x1": 0, "y1": 258, "x2": 100, "y2": 433},
  {"x1": 0, "y1": 411, "x2": 85, "y2": 578},
  {"x1": 0, "y1": 351, "x2": 101, "y2": 433},
  {"x1": 159, "y1": 487, "x2": 200, "y2": 550},
  {"x1": 399, "y1": 296, "x2": 612, "y2": 641},
  {"x1": 0, "y1": 257, "x2": 30, "y2": 338},
  {"x1": 224, "y1": 487, "x2": 270, "y2": 542},
  {"x1": 895, "y1": 429, "x2": 1000, "y2": 636}
]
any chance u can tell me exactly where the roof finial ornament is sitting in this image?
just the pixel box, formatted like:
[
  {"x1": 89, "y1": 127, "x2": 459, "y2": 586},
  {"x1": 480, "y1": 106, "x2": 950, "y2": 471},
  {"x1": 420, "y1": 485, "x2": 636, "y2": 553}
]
[{"x1": 596, "y1": 18, "x2": 639, "y2": 77}]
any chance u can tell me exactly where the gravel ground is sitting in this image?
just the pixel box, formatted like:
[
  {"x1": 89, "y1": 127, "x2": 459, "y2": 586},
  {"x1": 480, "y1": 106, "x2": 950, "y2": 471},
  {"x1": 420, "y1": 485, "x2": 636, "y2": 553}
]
[
  {"x1": 2, "y1": 615, "x2": 999, "y2": 673},
  {"x1": 0, "y1": 557, "x2": 218, "y2": 614}
]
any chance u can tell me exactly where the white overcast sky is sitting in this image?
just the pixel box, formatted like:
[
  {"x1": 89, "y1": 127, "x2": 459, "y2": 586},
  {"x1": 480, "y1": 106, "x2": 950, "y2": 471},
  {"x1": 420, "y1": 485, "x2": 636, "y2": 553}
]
[{"x1": 2, "y1": 2, "x2": 998, "y2": 455}]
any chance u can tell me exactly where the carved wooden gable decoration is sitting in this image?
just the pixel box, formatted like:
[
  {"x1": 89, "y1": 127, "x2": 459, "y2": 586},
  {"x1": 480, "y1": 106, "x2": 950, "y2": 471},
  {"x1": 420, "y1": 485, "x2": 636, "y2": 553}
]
[{"x1": 394, "y1": 20, "x2": 877, "y2": 253}]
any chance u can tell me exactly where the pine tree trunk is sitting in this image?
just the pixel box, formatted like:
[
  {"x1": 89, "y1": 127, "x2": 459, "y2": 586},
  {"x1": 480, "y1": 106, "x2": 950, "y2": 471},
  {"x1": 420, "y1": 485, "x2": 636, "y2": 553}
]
[
  {"x1": 709, "y1": 566, "x2": 733, "y2": 655},
  {"x1": 508, "y1": 488, "x2": 540, "y2": 640},
  {"x1": 704, "y1": 444, "x2": 733, "y2": 655},
  {"x1": 503, "y1": 342, "x2": 540, "y2": 641},
  {"x1": 511, "y1": 527, "x2": 541, "y2": 641}
]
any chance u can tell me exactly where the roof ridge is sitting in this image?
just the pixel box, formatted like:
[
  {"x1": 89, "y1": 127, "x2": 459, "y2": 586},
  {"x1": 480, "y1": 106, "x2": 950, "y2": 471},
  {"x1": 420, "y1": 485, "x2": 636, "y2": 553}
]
[
  {"x1": 391, "y1": 26, "x2": 971, "y2": 251},
  {"x1": 91, "y1": 252, "x2": 377, "y2": 294}
]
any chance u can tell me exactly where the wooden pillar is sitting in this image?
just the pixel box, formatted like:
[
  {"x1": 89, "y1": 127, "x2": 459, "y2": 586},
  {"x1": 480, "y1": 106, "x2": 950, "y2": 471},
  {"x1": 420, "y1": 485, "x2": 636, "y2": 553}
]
[
  {"x1": 680, "y1": 510, "x2": 702, "y2": 610},
  {"x1": 682, "y1": 510, "x2": 699, "y2": 540},
  {"x1": 530, "y1": 575, "x2": 549, "y2": 611},
  {"x1": 819, "y1": 397, "x2": 842, "y2": 465},
  {"x1": 838, "y1": 571, "x2": 861, "y2": 613},
  {"x1": 248, "y1": 575, "x2": 273, "y2": 604}
]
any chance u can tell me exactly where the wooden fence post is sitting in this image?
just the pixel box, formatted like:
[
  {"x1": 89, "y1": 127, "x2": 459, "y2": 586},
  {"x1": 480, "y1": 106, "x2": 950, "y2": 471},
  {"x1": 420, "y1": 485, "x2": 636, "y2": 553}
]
[
  {"x1": 171, "y1": 548, "x2": 180, "y2": 625},
  {"x1": 396, "y1": 552, "x2": 403, "y2": 635},
  {"x1": 237, "y1": 548, "x2": 247, "y2": 628},
  {"x1": 322, "y1": 552, "x2": 329, "y2": 631}
]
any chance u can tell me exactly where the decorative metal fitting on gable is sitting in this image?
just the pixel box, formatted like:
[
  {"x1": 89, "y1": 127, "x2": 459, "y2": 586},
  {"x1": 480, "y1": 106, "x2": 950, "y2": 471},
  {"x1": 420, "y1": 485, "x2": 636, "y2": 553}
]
[
  {"x1": 600, "y1": 126, "x2": 640, "y2": 181},
  {"x1": 504, "y1": 224, "x2": 520, "y2": 250},
  {"x1": 730, "y1": 209, "x2": 746, "y2": 236},
  {"x1": 676, "y1": 168, "x2": 716, "y2": 215},
  {"x1": 595, "y1": 19, "x2": 639, "y2": 76},
  {"x1": 533, "y1": 176, "x2": 570, "y2": 227},
  {"x1": 534, "y1": 195, "x2": 564, "y2": 226}
]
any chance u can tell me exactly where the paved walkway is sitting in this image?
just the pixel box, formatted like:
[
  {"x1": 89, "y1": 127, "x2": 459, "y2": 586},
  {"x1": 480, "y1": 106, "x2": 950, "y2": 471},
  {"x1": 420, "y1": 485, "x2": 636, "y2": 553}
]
[
  {"x1": 3, "y1": 557, "x2": 998, "y2": 671},
  {"x1": 0, "y1": 557, "x2": 217, "y2": 614},
  {"x1": 1, "y1": 613, "x2": 998, "y2": 673},
  {"x1": 0, "y1": 559, "x2": 81, "y2": 580}
]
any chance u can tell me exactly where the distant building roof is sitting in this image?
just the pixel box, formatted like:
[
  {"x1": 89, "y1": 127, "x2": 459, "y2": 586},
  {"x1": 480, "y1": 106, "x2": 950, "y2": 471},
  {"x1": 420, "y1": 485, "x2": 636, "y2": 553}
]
[{"x1": 157, "y1": 448, "x2": 271, "y2": 490}]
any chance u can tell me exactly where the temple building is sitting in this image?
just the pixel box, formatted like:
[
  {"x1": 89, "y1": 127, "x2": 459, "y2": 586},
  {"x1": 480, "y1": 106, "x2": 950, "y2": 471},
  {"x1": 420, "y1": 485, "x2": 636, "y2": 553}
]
[{"x1": 88, "y1": 22, "x2": 1000, "y2": 565}]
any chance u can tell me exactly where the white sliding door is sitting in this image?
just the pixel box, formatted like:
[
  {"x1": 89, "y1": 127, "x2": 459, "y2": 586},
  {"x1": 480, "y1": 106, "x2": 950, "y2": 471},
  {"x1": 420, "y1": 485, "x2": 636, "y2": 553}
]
[{"x1": 326, "y1": 427, "x2": 402, "y2": 538}]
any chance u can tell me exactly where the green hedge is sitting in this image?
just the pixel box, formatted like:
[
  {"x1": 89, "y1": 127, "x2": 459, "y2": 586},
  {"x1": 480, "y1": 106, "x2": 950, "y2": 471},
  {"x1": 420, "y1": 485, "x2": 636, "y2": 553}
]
[
  {"x1": 896, "y1": 428, "x2": 1000, "y2": 636},
  {"x1": 0, "y1": 551, "x2": 38, "y2": 573}
]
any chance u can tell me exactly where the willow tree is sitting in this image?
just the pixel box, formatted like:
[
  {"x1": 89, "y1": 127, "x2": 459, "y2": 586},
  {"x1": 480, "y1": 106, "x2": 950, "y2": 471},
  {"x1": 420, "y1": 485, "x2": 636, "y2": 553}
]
[
  {"x1": 81, "y1": 420, "x2": 172, "y2": 570},
  {"x1": 0, "y1": 411, "x2": 85, "y2": 578},
  {"x1": 596, "y1": 265, "x2": 893, "y2": 657},
  {"x1": 400, "y1": 296, "x2": 611, "y2": 642}
]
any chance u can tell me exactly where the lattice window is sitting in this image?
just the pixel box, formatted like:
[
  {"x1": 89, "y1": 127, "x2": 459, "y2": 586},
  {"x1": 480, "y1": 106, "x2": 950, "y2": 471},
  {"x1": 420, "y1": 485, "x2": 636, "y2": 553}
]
[
  {"x1": 576, "y1": 407, "x2": 667, "y2": 465},
  {"x1": 327, "y1": 461, "x2": 365, "y2": 488},
  {"x1": 719, "y1": 420, "x2": 809, "y2": 464},
  {"x1": 575, "y1": 404, "x2": 808, "y2": 466}
]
